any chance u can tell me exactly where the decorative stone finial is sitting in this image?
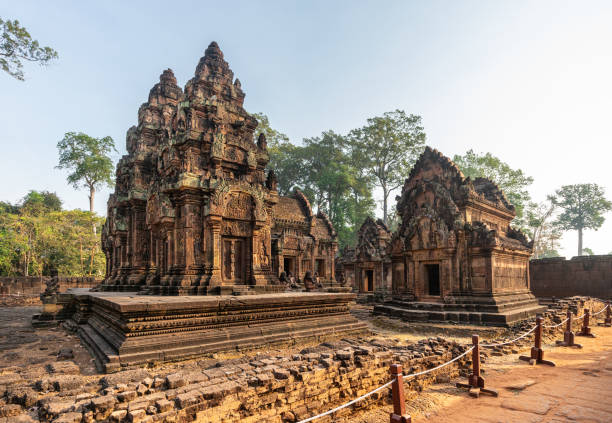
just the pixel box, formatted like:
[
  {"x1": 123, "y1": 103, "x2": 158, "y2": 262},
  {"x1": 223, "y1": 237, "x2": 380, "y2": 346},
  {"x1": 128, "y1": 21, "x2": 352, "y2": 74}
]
[
  {"x1": 160, "y1": 68, "x2": 177, "y2": 85},
  {"x1": 205, "y1": 41, "x2": 223, "y2": 59}
]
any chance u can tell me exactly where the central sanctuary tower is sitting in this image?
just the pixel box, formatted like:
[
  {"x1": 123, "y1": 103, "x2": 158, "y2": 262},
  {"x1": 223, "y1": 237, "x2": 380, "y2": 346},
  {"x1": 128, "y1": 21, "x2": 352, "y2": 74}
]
[{"x1": 101, "y1": 42, "x2": 337, "y2": 295}]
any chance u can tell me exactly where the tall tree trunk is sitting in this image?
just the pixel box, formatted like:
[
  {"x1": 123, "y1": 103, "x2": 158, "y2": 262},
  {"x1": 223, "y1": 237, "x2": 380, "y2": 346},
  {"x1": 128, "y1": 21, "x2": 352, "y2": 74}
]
[
  {"x1": 382, "y1": 188, "x2": 389, "y2": 225},
  {"x1": 89, "y1": 245, "x2": 95, "y2": 276},
  {"x1": 89, "y1": 185, "x2": 96, "y2": 235},
  {"x1": 578, "y1": 227, "x2": 583, "y2": 256}
]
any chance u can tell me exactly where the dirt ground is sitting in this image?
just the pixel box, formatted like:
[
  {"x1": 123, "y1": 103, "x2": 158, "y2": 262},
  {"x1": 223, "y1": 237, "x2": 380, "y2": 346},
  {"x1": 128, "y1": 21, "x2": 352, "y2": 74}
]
[
  {"x1": 2, "y1": 303, "x2": 610, "y2": 423},
  {"x1": 0, "y1": 306, "x2": 97, "y2": 375},
  {"x1": 347, "y1": 317, "x2": 612, "y2": 423}
]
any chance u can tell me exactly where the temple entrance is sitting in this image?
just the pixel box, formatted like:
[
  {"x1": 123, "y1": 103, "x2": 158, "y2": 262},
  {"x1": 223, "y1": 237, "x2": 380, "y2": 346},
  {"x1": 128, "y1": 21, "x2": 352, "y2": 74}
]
[
  {"x1": 316, "y1": 259, "x2": 326, "y2": 277},
  {"x1": 425, "y1": 264, "x2": 440, "y2": 296},
  {"x1": 366, "y1": 269, "x2": 374, "y2": 292},
  {"x1": 222, "y1": 237, "x2": 247, "y2": 284},
  {"x1": 284, "y1": 256, "x2": 296, "y2": 277}
]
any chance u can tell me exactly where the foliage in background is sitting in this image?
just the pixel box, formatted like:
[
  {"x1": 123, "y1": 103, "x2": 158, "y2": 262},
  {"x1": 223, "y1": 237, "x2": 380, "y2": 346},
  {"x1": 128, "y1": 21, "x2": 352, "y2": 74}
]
[
  {"x1": 0, "y1": 17, "x2": 57, "y2": 80},
  {"x1": 525, "y1": 198, "x2": 562, "y2": 259},
  {"x1": 0, "y1": 191, "x2": 105, "y2": 277},
  {"x1": 56, "y1": 132, "x2": 116, "y2": 214},
  {"x1": 551, "y1": 183, "x2": 612, "y2": 256},
  {"x1": 348, "y1": 110, "x2": 426, "y2": 224},
  {"x1": 582, "y1": 247, "x2": 594, "y2": 256},
  {"x1": 453, "y1": 150, "x2": 534, "y2": 229},
  {"x1": 253, "y1": 113, "x2": 375, "y2": 248}
]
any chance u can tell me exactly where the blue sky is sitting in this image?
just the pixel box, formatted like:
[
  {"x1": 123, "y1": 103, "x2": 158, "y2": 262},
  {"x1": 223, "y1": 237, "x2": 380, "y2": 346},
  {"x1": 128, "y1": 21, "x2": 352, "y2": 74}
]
[{"x1": 1, "y1": 1, "x2": 611, "y2": 257}]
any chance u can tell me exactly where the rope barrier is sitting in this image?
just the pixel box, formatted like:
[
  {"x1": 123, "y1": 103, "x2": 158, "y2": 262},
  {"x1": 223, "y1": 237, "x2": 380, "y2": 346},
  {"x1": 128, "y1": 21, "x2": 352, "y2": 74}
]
[
  {"x1": 298, "y1": 303, "x2": 610, "y2": 422},
  {"x1": 592, "y1": 303, "x2": 609, "y2": 316},
  {"x1": 544, "y1": 317, "x2": 570, "y2": 329},
  {"x1": 297, "y1": 379, "x2": 396, "y2": 423},
  {"x1": 297, "y1": 347, "x2": 474, "y2": 423},
  {"x1": 480, "y1": 324, "x2": 537, "y2": 347}
]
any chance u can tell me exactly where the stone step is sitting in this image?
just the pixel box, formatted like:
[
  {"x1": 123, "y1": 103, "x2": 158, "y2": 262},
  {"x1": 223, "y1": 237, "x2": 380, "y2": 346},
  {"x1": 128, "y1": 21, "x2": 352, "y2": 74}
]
[
  {"x1": 78, "y1": 324, "x2": 121, "y2": 373},
  {"x1": 374, "y1": 303, "x2": 547, "y2": 326}
]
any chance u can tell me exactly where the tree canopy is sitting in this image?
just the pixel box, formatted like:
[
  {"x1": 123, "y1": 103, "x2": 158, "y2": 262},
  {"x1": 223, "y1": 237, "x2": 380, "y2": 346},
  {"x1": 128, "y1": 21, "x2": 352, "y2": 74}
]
[
  {"x1": 453, "y1": 150, "x2": 534, "y2": 227},
  {"x1": 0, "y1": 17, "x2": 58, "y2": 80},
  {"x1": 551, "y1": 183, "x2": 612, "y2": 256},
  {"x1": 254, "y1": 113, "x2": 375, "y2": 248},
  {"x1": 56, "y1": 132, "x2": 116, "y2": 213},
  {"x1": 0, "y1": 191, "x2": 105, "y2": 277},
  {"x1": 525, "y1": 198, "x2": 562, "y2": 259},
  {"x1": 348, "y1": 110, "x2": 426, "y2": 224}
]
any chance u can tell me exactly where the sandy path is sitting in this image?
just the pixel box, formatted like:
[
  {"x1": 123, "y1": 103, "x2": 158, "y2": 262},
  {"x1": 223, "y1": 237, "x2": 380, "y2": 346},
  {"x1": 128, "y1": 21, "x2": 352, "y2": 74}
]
[{"x1": 348, "y1": 324, "x2": 612, "y2": 423}]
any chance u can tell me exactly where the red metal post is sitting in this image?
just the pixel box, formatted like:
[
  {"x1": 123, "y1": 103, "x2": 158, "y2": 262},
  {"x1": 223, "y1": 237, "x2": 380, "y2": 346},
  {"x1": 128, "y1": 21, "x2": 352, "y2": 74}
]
[
  {"x1": 389, "y1": 364, "x2": 411, "y2": 423},
  {"x1": 519, "y1": 315, "x2": 555, "y2": 366},
  {"x1": 598, "y1": 301, "x2": 611, "y2": 327},
  {"x1": 456, "y1": 335, "x2": 497, "y2": 397},
  {"x1": 577, "y1": 308, "x2": 595, "y2": 337},
  {"x1": 556, "y1": 310, "x2": 581, "y2": 348}
]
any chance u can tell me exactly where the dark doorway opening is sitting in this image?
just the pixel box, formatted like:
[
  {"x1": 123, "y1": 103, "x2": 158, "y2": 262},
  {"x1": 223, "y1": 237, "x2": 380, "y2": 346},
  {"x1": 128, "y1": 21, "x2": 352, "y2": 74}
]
[
  {"x1": 316, "y1": 259, "x2": 326, "y2": 277},
  {"x1": 366, "y1": 269, "x2": 374, "y2": 292},
  {"x1": 426, "y1": 264, "x2": 440, "y2": 296},
  {"x1": 284, "y1": 257, "x2": 295, "y2": 277}
]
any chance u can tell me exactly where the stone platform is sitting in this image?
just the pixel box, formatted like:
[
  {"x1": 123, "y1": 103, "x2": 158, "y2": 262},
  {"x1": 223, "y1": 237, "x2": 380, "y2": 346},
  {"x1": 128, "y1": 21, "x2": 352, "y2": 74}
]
[
  {"x1": 64, "y1": 290, "x2": 368, "y2": 372},
  {"x1": 374, "y1": 293, "x2": 547, "y2": 326}
]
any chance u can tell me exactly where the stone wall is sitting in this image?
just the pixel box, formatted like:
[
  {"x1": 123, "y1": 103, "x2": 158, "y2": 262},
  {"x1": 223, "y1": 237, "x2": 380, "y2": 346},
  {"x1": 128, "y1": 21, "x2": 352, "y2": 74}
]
[
  {"x1": 0, "y1": 338, "x2": 469, "y2": 423},
  {"x1": 0, "y1": 277, "x2": 100, "y2": 296},
  {"x1": 530, "y1": 256, "x2": 612, "y2": 298}
]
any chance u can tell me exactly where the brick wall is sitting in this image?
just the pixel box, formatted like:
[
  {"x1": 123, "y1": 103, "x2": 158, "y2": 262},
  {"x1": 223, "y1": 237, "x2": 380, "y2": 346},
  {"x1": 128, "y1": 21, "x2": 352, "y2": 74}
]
[
  {"x1": 0, "y1": 276, "x2": 100, "y2": 296},
  {"x1": 530, "y1": 255, "x2": 612, "y2": 298}
]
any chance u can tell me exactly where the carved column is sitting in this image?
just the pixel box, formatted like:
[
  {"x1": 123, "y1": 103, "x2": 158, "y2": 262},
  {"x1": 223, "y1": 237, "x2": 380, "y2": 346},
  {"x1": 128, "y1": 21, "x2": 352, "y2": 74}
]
[{"x1": 208, "y1": 215, "x2": 223, "y2": 286}]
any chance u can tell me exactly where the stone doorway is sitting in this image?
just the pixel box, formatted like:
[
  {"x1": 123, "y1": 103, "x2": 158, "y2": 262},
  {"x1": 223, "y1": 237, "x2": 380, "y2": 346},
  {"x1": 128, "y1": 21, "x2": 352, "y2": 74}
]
[
  {"x1": 425, "y1": 264, "x2": 440, "y2": 296},
  {"x1": 366, "y1": 269, "x2": 374, "y2": 292},
  {"x1": 222, "y1": 238, "x2": 247, "y2": 284},
  {"x1": 284, "y1": 256, "x2": 296, "y2": 277},
  {"x1": 316, "y1": 259, "x2": 326, "y2": 278}
]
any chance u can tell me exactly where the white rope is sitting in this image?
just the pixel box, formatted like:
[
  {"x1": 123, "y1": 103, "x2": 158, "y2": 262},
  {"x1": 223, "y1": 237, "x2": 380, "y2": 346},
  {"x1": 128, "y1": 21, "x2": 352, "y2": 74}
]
[
  {"x1": 481, "y1": 324, "x2": 537, "y2": 347},
  {"x1": 297, "y1": 379, "x2": 395, "y2": 423},
  {"x1": 543, "y1": 317, "x2": 569, "y2": 329},
  {"x1": 297, "y1": 347, "x2": 474, "y2": 423},
  {"x1": 403, "y1": 346, "x2": 474, "y2": 379},
  {"x1": 593, "y1": 304, "x2": 609, "y2": 316}
]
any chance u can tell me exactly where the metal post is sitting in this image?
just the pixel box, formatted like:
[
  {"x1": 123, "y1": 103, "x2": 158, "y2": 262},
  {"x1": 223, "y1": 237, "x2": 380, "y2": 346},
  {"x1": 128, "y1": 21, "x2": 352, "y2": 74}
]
[
  {"x1": 556, "y1": 310, "x2": 581, "y2": 348},
  {"x1": 389, "y1": 364, "x2": 411, "y2": 423},
  {"x1": 598, "y1": 301, "x2": 611, "y2": 327},
  {"x1": 519, "y1": 315, "x2": 555, "y2": 366},
  {"x1": 577, "y1": 308, "x2": 595, "y2": 337},
  {"x1": 456, "y1": 335, "x2": 498, "y2": 398}
]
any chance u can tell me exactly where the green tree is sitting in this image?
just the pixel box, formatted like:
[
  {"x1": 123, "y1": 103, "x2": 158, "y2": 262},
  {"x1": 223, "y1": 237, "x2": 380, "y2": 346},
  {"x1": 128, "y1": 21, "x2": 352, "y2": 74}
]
[
  {"x1": 453, "y1": 150, "x2": 534, "y2": 227},
  {"x1": 252, "y1": 113, "x2": 302, "y2": 195},
  {"x1": 525, "y1": 198, "x2": 562, "y2": 259},
  {"x1": 552, "y1": 184, "x2": 612, "y2": 256},
  {"x1": 0, "y1": 194, "x2": 105, "y2": 277},
  {"x1": 252, "y1": 112, "x2": 290, "y2": 147},
  {"x1": 251, "y1": 113, "x2": 376, "y2": 247},
  {"x1": 0, "y1": 18, "x2": 58, "y2": 80},
  {"x1": 582, "y1": 247, "x2": 594, "y2": 256},
  {"x1": 299, "y1": 131, "x2": 375, "y2": 248},
  {"x1": 56, "y1": 132, "x2": 116, "y2": 214},
  {"x1": 349, "y1": 110, "x2": 426, "y2": 224},
  {"x1": 20, "y1": 190, "x2": 62, "y2": 215}
]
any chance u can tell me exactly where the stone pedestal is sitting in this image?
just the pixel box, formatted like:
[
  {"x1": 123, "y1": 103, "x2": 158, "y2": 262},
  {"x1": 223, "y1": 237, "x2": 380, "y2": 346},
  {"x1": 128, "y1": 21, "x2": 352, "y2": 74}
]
[{"x1": 64, "y1": 290, "x2": 368, "y2": 372}]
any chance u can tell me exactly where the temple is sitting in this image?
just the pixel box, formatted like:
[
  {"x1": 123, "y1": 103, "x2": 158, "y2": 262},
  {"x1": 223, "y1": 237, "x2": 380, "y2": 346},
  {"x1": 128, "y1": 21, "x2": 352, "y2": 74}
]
[
  {"x1": 100, "y1": 42, "x2": 337, "y2": 295},
  {"x1": 367, "y1": 147, "x2": 545, "y2": 325},
  {"x1": 337, "y1": 217, "x2": 392, "y2": 300},
  {"x1": 55, "y1": 43, "x2": 365, "y2": 371}
]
